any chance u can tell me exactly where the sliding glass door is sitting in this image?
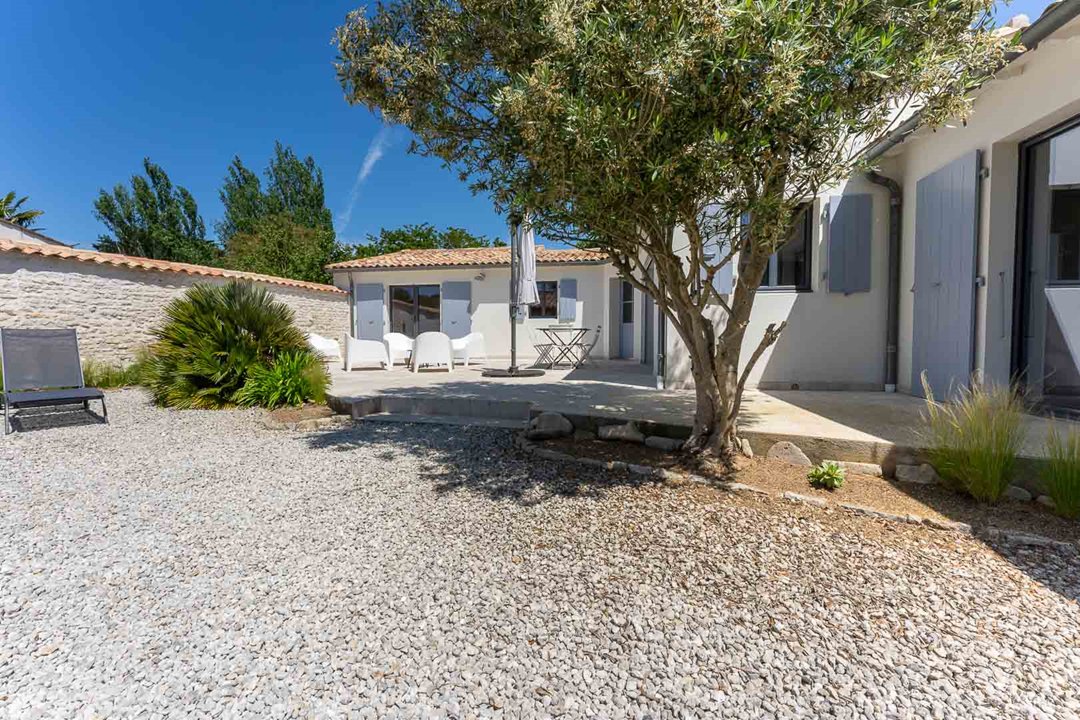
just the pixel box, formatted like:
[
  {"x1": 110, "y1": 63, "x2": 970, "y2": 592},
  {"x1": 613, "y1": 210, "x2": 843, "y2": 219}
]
[
  {"x1": 1018, "y1": 120, "x2": 1080, "y2": 412},
  {"x1": 389, "y1": 285, "x2": 441, "y2": 337}
]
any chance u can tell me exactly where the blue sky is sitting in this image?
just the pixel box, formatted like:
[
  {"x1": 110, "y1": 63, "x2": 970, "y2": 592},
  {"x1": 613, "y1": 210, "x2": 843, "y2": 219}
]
[{"x1": 1, "y1": 0, "x2": 1052, "y2": 251}]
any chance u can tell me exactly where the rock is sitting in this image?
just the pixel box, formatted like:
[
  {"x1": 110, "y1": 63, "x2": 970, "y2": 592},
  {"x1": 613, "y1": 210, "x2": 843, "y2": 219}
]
[
  {"x1": 627, "y1": 464, "x2": 658, "y2": 477},
  {"x1": 739, "y1": 438, "x2": 754, "y2": 459},
  {"x1": 644, "y1": 435, "x2": 683, "y2": 452},
  {"x1": 1003, "y1": 485, "x2": 1032, "y2": 502},
  {"x1": 923, "y1": 517, "x2": 974, "y2": 534},
  {"x1": 597, "y1": 422, "x2": 645, "y2": 443},
  {"x1": 765, "y1": 441, "x2": 811, "y2": 467},
  {"x1": 1036, "y1": 494, "x2": 1056, "y2": 509},
  {"x1": 894, "y1": 463, "x2": 940, "y2": 485},
  {"x1": 573, "y1": 429, "x2": 597, "y2": 442},
  {"x1": 782, "y1": 491, "x2": 828, "y2": 508},
  {"x1": 526, "y1": 412, "x2": 573, "y2": 440},
  {"x1": 831, "y1": 460, "x2": 882, "y2": 478}
]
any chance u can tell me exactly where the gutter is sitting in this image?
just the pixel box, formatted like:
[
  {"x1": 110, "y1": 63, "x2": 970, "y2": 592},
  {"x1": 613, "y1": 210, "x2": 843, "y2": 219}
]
[
  {"x1": 866, "y1": 171, "x2": 902, "y2": 392},
  {"x1": 863, "y1": 0, "x2": 1080, "y2": 162}
]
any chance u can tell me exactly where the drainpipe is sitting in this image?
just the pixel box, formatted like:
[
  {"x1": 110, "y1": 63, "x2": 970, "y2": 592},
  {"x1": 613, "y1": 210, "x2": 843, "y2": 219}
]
[{"x1": 867, "y1": 171, "x2": 902, "y2": 393}]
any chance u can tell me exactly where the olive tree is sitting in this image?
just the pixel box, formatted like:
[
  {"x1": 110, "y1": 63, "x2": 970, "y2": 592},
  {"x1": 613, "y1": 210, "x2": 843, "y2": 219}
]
[{"x1": 335, "y1": 0, "x2": 1003, "y2": 460}]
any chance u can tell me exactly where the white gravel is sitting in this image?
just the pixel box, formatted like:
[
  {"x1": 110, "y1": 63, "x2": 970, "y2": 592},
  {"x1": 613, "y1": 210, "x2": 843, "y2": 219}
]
[{"x1": 2, "y1": 389, "x2": 1079, "y2": 719}]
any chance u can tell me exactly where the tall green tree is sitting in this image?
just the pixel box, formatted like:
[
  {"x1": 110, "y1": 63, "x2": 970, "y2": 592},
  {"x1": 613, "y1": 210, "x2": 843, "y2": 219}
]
[
  {"x1": 218, "y1": 142, "x2": 338, "y2": 281},
  {"x1": 349, "y1": 223, "x2": 504, "y2": 259},
  {"x1": 335, "y1": 0, "x2": 1003, "y2": 460},
  {"x1": 94, "y1": 159, "x2": 219, "y2": 265},
  {"x1": 224, "y1": 214, "x2": 340, "y2": 284},
  {"x1": 217, "y1": 142, "x2": 334, "y2": 240},
  {"x1": 0, "y1": 191, "x2": 44, "y2": 230}
]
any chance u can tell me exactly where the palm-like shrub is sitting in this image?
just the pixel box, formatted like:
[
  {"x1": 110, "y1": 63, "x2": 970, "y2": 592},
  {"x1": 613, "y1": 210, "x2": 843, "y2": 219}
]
[
  {"x1": 920, "y1": 374, "x2": 1026, "y2": 503},
  {"x1": 235, "y1": 350, "x2": 328, "y2": 409},
  {"x1": 142, "y1": 281, "x2": 310, "y2": 408}
]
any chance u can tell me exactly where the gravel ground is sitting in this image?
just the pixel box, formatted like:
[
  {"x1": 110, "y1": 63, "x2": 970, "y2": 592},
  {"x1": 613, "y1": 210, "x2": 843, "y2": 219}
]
[{"x1": 2, "y1": 389, "x2": 1080, "y2": 720}]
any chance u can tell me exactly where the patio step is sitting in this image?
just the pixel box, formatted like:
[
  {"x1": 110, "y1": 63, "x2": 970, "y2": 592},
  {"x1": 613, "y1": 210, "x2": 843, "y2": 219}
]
[
  {"x1": 359, "y1": 413, "x2": 526, "y2": 430},
  {"x1": 328, "y1": 392, "x2": 533, "y2": 427}
]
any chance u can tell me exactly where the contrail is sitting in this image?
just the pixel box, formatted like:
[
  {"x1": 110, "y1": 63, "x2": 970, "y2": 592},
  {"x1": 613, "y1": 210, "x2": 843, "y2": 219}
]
[{"x1": 337, "y1": 125, "x2": 394, "y2": 232}]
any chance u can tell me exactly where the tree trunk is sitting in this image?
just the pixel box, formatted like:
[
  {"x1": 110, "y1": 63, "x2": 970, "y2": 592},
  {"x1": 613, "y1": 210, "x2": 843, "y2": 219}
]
[{"x1": 676, "y1": 248, "x2": 773, "y2": 466}]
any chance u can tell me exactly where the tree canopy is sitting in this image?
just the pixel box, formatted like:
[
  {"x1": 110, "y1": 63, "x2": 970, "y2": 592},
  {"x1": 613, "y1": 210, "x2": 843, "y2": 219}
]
[
  {"x1": 1, "y1": 192, "x2": 44, "y2": 230},
  {"x1": 335, "y1": 0, "x2": 1004, "y2": 458},
  {"x1": 217, "y1": 142, "x2": 334, "y2": 242},
  {"x1": 223, "y1": 214, "x2": 341, "y2": 284},
  {"x1": 94, "y1": 159, "x2": 219, "y2": 265},
  {"x1": 349, "y1": 223, "x2": 504, "y2": 258}
]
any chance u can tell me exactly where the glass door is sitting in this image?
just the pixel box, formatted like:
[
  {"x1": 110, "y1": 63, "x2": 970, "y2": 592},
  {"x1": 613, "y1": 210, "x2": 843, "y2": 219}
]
[
  {"x1": 389, "y1": 285, "x2": 441, "y2": 337},
  {"x1": 1019, "y1": 122, "x2": 1080, "y2": 412}
]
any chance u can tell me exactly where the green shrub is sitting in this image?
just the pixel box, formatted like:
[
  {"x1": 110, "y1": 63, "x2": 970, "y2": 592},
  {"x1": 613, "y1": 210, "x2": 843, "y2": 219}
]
[
  {"x1": 141, "y1": 280, "x2": 310, "y2": 409},
  {"x1": 235, "y1": 350, "x2": 328, "y2": 409},
  {"x1": 920, "y1": 374, "x2": 1026, "y2": 503},
  {"x1": 1042, "y1": 426, "x2": 1080, "y2": 520},
  {"x1": 808, "y1": 461, "x2": 845, "y2": 490},
  {"x1": 81, "y1": 359, "x2": 144, "y2": 389}
]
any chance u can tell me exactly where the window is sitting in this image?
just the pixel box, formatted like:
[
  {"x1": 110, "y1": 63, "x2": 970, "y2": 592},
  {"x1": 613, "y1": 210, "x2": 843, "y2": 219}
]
[
  {"x1": 389, "y1": 285, "x2": 441, "y2": 337},
  {"x1": 529, "y1": 280, "x2": 558, "y2": 318},
  {"x1": 758, "y1": 204, "x2": 813, "y2": 291}
]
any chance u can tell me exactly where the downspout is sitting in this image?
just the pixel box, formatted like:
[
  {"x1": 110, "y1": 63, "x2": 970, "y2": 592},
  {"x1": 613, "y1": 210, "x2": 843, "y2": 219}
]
[{"x1": 866, "y1": 171, "x2": 902, "y2": 392}]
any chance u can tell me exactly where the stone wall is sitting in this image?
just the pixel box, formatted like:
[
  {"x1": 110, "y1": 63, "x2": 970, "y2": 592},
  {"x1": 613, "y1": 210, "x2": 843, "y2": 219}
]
[{"x1": 0, "y1": 253, "x2": 349, "y2": 366}]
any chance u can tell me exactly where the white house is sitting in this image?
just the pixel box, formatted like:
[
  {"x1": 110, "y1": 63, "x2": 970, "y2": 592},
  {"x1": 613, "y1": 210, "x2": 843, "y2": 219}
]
[
  {"x1": 326, "y1": 246, "x2": 656, "y2": 364},
  {"x1": 329, "y1": 0, "x2": 1080, "y2": 414},
  {"x1": 654, "y1": 0, "x2": 1080, "y2": 415}
]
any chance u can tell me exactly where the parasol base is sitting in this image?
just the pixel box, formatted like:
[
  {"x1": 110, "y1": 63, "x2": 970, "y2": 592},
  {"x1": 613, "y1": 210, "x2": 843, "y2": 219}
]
[{"x1": 482, "y1": 367, "x2": 546, "y2": 378}]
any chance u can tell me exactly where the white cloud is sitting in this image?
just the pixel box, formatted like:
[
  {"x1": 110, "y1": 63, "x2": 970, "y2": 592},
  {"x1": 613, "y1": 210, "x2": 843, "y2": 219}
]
[{"x1": 336, "y1": 125, "x2": 394, "y2": 232}]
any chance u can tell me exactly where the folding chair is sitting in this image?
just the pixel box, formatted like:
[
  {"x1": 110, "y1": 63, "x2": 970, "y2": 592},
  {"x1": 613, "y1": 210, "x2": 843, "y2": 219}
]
[{"x1": 1, "y1": 328, "x2": 107, "y2": 435}]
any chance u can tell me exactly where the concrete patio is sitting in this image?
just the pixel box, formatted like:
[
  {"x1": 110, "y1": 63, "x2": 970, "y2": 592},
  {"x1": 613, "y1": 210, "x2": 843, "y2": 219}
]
[{"x1": 328, "y1": 360, "x2": 1077, "y2": 465}]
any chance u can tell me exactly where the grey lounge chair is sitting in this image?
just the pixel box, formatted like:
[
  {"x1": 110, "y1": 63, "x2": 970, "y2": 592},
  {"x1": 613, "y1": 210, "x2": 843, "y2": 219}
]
[{"x1": 1, "y1": 328, "x2": 106, "y2": 435}]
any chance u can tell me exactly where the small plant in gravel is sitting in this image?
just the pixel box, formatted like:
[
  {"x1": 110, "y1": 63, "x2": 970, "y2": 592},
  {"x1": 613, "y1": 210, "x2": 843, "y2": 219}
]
[
  {"x1": 1043, "y1": 425, "x2": 1080, "y2": 520},
  {"x1": 808, "y1": 461, "x2": 845, "y2": 490},
  {"x1": 141, "y1": 280, "x2": 313, "y2": 409},
  {"x1": 81, "y1": 357, "x2": 146, "y2": 389},
  {"x1": 235, "y1": 350, "x2": 328, "y2": 409},
  {"x1": 920, "y1": 374, "x2": 1025, "y2": 503}
]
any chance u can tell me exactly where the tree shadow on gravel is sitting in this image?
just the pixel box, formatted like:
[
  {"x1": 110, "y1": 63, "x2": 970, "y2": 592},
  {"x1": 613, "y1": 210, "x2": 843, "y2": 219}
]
[{"x1": 305, "y1": 421, "x2": 660, "y2": 506}]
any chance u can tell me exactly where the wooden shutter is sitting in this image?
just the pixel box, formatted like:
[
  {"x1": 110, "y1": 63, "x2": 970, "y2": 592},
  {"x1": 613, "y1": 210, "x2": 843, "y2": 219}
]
[
  {"x1": 440, "y1": 281, "x2": 471, "y2": 339},
  {"x1": 558, "y1": 278, "x2": 577, "y2": 322},
  {"x1": 354, "y1": 283, "x2": 385, "y2": 340},
  {"x1": 828, "y1": 194, "x2": 873, "y2": 294}
]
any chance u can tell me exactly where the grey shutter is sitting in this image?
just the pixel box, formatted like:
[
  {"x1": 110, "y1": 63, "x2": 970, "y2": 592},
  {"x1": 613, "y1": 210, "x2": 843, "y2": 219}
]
[
  {"x1": 441, "y1": 281, "x2": 472, "y2": 339},
  {"x1": 608, "y1": 278, "x2": 621, "y2": 358},
  {"x1": 558, "y1": 278, "x2": 577, "y2": 322},
  {"x1": 828, "y1": 194, "x2": 873, "y2": 294},
  {"x1": 354, "y1": 283, "x2": 385, "y2": 340},
  {"x1": 911, "y1": 150, "x2": 981, "y2": 398}
]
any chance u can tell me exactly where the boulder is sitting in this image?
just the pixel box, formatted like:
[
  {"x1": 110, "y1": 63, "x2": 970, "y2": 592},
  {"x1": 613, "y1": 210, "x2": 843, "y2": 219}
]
[
  {"x1": 832, "y1": 460, "x2": 883, "y2": 478},
  {"x1": 1004, "y1": 485, "x2": 1033, "y2": 503},
  {"x1": 765, "y1": 440, "x2": 811, "y2": 467},
  {"x1": 644, "y1": 435, "x2": 683, "y2": 452},
  {"x1": 598, "y1": 422, "x2": 646, "y2": 443},
  {"x1": 894, "y1": 463, "x2": 940, "y2": 485},
  {"x1": 526, "y1": 412, "x2": 573, "y2": 440}
]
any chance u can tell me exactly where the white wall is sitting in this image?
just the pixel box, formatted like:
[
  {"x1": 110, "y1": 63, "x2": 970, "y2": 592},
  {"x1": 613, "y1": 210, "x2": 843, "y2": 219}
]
[
  {"x1": 0, "y1": 253, "x2": 350, "y2": 366},
  {"x1": 336, "y1": 264, "x2": 616, "y2": 359},
  {"x1": 664, "y1": 175, "x2": 892, "y2": 391},
  {"x1": 889, "y1": 24, "x2": 1080, "y2": 391}
]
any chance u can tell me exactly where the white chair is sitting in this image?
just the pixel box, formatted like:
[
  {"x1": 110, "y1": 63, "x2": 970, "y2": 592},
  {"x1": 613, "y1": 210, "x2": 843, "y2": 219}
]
[
  {"x1": 450, "y1": 333, "x2": 487, "y2": 367},
  {"x1": 305, "y1": 332, "x2": 342, "y2": 363},
  {"x1": 343, "y1": 334, "x2": 391, "y2": 371},
  {"x1": 383, "y1": 332, "x2": 415, "y2": 368},
  {"x1": 411, "y1": 332, "x2": 453, "y2": 372}
]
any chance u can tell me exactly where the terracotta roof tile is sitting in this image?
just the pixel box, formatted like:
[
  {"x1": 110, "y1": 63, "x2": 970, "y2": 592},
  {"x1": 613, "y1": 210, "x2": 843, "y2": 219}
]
[
  {"x1": 0, "y1": 237, "x2": 346, "y2": 294},
  {"x1": 326, "y1": 246, "x2": 608, "y2": 270}
]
